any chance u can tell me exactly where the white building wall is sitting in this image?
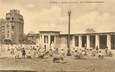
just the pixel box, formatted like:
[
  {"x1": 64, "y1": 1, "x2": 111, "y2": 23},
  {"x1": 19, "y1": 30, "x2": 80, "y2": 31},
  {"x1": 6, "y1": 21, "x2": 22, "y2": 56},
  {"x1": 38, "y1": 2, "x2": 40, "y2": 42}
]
[{"x1": 59, "y1": 37, "x2": 67, "y2": 49}]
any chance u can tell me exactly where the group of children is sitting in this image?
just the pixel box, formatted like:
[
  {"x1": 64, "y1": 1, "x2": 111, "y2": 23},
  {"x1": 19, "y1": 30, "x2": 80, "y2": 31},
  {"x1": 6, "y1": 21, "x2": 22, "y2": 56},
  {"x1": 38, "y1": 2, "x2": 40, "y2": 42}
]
[
  {"x1": 71, "y1": 47, "x2": 113, "y2": 59},
  {"x1": 0, "y1": 45, "x2": 113, "y2": 63},
  {"x1": 2, "y1": 45, "x2": 65, "y2": 60}
]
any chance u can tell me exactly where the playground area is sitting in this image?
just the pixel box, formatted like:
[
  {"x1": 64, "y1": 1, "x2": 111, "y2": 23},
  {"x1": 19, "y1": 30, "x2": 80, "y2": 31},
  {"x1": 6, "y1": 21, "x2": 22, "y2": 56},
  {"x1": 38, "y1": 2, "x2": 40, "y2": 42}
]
[
  {"x1": 0, "y1": 44, "x2": 114, "y2": 72},
  {"x1": 0, "y1": 57, "x2": 115, "y2": 72}
]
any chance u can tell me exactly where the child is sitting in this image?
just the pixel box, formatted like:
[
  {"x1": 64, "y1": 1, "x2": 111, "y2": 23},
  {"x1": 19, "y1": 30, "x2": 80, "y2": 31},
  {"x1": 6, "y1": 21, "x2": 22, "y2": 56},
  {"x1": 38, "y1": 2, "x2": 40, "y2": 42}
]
[{"x1": 98, "y1": 51, "x2": 104, "y2": 59}]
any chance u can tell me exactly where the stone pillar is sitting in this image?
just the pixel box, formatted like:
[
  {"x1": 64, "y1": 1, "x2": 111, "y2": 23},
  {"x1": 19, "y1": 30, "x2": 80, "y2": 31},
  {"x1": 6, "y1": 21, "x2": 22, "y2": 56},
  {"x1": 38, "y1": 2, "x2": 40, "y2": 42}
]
[
  {"x1": 42, "y1": 35, "x2": 44, "y2": 47},
  {"x1": 95, "y1": 34, "x2": 99, "y2": 48},
  {"x1": 42, "y1": 35, "x2": 44, "y2": 43},
  {"x1": 79, "y1": 35, "x2": 82, "y2": 48},
  {"x1": 40, "y1": 35, "x2": 43, "y2": 44},
  {"x1": 87, "y1": 35, "x2": 90, "y2": 48},
  {"x1": 48, "y1": 35, "x2": 51, "y2": 49},
  {"x1": 107, "y1": 34, "x2": 111, "y2": 50},
  {"x1": 54, "y1": 35, "x2": 56, "y2": 48},
  {"x1": 39, "y1": 35, "x2": 42, "y2": 44},
  {"x1": 72, "y1": 36, "x2": 75, "y2": 48},
  {"x1": 55, "y1": 35, "x2": 59, "y2": 48}
]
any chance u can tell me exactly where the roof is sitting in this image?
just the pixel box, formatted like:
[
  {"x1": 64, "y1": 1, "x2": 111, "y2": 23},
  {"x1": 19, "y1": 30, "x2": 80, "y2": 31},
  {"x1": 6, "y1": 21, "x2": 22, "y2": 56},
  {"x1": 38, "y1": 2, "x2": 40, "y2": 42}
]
[
  {"x1": 59, "y1": 32, "x2": 115, "y2": 36},
  {"x1": 27, "y1": 31, "x2": 115, "y2": 37},
  {"x1": 39, "y1": 31, "x2": 60, "y2": 34},
  {"x1": 27, "y1": 33, "x2": 39, "y2": 37}
]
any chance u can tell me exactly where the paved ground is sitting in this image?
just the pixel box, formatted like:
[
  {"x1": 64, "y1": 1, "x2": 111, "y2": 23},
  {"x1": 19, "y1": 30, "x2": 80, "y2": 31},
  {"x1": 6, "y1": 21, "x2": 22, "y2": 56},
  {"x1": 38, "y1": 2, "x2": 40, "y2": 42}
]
[{"x1": 0, "y1": 57, "x2": 115, "y2": 72}]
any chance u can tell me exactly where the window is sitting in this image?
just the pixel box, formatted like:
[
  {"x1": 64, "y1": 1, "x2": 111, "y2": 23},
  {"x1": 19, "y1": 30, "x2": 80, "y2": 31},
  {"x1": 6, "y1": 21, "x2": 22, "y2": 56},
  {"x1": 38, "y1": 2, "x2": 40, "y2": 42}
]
[
  {"x1": 99, "y1": 35, "x2": 107, "y2": 49},
  {"x1": 12, "y1": 26, "x2": 15, "y2": 29},
  {"x1": 44, "y1": 35, "x2": 48, "y2": 43},
  {"x1": 111, "y1": 35, "x2": 115, "y2": 50},
  {"x1": 82, "y1": 36, "x2": 87, "y2": 47},
  {"x1": 6, "y1": 17, "x2": 10, "y2": 20},
  {"x1": 90, "y1": 36, "x2": 95, "y2": 48},
  {"x1": 50, "y1": 36, "x2": 54, "y2": 44},
  {"x1": 8, "y1": 30, "x2": 10, "y2": 33},
  {"x1": 75, "y1": 36, "x2": 79, "y2": 46},
  {"x1": 12, "y1": 17, "x2": 14, "y2": 20}
]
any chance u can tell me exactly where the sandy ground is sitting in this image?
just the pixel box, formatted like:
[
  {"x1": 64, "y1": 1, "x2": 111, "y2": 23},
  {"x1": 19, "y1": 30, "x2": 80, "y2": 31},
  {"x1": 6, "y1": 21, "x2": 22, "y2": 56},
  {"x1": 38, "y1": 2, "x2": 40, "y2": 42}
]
[{"x1": 0, "y1": 56, "x2": 115, "y2": 72}]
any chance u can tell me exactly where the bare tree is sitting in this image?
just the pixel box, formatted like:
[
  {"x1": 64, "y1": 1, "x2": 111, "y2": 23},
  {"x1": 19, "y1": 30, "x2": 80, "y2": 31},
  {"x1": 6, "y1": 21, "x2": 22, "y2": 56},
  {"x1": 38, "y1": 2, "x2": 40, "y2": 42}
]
[{"x1": 85, "y1": 28, "x2": 96, "y2": 33}]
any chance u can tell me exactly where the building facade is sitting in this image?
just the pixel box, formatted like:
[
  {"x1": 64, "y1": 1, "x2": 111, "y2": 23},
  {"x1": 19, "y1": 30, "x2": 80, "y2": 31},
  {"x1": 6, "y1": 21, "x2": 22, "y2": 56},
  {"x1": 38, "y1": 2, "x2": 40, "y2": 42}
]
[
  {"x1": 0, "y1": 9, "x2": 24, "y2": 44},
  {"x1": 36, "y1": 31, "x2": 115, "y2": 51},
  {"x1": 0, "y1": 18, "x2": 7, "y2": 43}
]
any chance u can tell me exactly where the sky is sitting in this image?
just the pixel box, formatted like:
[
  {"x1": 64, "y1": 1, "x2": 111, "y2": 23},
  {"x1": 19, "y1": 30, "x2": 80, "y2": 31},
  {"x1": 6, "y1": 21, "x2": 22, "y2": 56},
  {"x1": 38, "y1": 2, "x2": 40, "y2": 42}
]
[{"x1": 0, "y1": 0, "x2": 115, "y2": 34}]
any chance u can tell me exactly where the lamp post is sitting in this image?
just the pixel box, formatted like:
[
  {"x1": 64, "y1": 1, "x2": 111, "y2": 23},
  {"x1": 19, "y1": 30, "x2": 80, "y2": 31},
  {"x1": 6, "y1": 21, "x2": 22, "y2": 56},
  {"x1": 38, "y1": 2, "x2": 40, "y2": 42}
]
[
  {"x1": 67, "y1": 10, "x2": 71, "y2": 56},
  {"x1": 0, "y1": 39, "x2": 2, "y2": 56},
  {"x1": 0, "y1": 36, "x2": 3, "y2": 56}
]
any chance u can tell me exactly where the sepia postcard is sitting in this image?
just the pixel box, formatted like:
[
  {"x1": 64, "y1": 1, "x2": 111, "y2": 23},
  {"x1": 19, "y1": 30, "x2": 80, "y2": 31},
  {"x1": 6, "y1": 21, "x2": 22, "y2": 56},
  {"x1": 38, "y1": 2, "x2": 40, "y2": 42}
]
[{"x1": 0, "y1": 0, "x2": 115, "y2": 72}]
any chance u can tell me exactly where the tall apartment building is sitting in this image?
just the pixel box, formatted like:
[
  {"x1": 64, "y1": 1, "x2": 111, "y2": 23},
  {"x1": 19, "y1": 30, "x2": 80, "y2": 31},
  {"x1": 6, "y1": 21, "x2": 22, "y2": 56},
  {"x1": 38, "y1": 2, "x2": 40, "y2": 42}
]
[
  {"x1": 0, "y1": 9, "x2": 24, "y2": 44},
  {"x1": 0, "y1": 18, "x2": 7, "y2": 43}
]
